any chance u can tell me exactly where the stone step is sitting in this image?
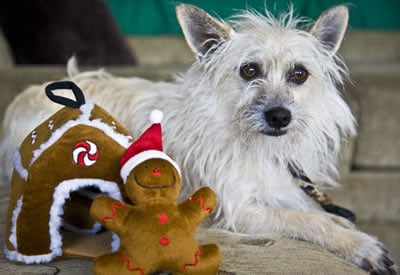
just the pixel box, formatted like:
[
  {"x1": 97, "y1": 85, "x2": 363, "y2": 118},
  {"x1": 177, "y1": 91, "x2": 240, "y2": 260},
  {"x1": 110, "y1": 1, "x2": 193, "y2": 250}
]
[
  {"x1": 125, "y1": 31, "x2": 400, "y2": 67},
  {"x1": 1, "y1": 30, "x2": 399, "y2": 68},
  {"x1": 331, "y1": 171, "x2": 400, "y2": 223},
  {"x1": 339, "y1": 30, "x2": 400, "y2": 65},
  {"x1": 347, "y1": 64, "x2": 400, "y2": 169}
]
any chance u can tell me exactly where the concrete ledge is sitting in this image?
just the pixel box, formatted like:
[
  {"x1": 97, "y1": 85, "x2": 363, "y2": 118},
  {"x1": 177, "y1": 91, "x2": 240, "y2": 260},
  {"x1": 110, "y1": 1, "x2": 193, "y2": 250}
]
[{"x1": 0, "y1": 195, "x2": 365, "y2": 274}]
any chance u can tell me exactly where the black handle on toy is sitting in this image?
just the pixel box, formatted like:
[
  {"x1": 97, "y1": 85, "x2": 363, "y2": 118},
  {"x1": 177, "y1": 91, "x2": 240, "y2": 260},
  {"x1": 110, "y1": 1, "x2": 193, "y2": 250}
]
[{"x1": 45, "y1": 81, "x2": 86, "y2": 108}]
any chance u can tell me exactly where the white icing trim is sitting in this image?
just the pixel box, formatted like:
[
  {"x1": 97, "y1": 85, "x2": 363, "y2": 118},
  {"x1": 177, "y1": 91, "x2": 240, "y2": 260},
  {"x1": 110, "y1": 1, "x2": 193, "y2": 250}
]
[
  {"x1": 4, "y1": 246, "x2": 57, "y2": 264},
  {"x1": 5, "y1": 178, "x2": 122, "y2": 263},
  {"x1": 79, "y1": 100, "x2": 93, "y2": 120},
  {"x1": 120, "y1": 150, "x2": 181, "y2": 182},
  {"x1": 111, "y1": 234, "x2": 120, "y2": 252},
  {"x1": 30, "y1": 101, "x2": 131, "y2": 166},
  {"x1": 12, "y1": 149, "x2": 28, "y2": 181},
  {"x1": 9, "y1": 196, "x2": 23, "y2": 249}
]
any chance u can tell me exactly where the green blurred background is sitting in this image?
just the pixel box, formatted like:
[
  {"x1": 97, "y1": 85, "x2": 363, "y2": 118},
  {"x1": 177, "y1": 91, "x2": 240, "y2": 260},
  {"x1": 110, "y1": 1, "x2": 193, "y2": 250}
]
[{"x1": 104, "y1": 0, "x2": 400, "y2": 35}]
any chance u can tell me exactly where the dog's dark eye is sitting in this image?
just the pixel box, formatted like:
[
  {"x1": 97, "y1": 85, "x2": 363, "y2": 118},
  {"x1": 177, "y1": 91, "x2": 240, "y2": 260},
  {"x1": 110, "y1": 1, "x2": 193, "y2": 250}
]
[
  {"x1": 288, "y1": 65, "x2": 309, "y2": 84},
  {"x1": 240, "y1": 63, "x2": 261, "y2": 80}
]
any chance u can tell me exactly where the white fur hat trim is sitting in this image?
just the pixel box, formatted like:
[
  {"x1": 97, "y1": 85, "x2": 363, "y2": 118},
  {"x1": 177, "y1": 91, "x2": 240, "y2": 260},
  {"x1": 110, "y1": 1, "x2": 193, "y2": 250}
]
[{"x1": 120, "y1": 150, "x2": 181, "y2": 182}]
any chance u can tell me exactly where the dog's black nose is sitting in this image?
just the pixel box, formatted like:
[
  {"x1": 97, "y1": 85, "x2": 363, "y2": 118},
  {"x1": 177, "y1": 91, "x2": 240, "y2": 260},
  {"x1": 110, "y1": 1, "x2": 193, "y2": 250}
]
[{"x1": 265, "y1": 107, "x2": 291, "y2": 129}]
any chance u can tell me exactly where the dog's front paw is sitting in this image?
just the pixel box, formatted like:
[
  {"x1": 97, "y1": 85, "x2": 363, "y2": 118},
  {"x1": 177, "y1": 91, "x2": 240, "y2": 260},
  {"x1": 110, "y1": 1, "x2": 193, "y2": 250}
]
[
  {"x1": 322, "y1": 213, "x2": 397, "y2": 273},
  {"x1": 347, "y1": 231, "x2": 397, "y2": 274}
]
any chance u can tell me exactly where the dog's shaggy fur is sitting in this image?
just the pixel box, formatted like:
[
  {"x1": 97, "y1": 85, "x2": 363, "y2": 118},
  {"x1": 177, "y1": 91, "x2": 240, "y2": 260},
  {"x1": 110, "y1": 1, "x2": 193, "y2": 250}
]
[{"x1": 0, "y1": 4, "x2": 397, "y2": 273}]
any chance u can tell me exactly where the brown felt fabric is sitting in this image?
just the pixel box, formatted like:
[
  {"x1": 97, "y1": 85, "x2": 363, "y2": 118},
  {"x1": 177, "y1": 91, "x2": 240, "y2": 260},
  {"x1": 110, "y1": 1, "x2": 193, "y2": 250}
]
[
  {"x1": 90, "y1": 158, "x2": 221, "y2": 274},
  {"x1": 126, "y1": 159, "x2": 181, "y2": 204},
  {"x1": 63, "y1": 193, "x2": 97, "y2": 230},
  {"x1": 62, "y1": 230, "x2": 114, "y2": 259},
  {"x1": 5, "y1": 103, "x2": 133, "y2": 261}
]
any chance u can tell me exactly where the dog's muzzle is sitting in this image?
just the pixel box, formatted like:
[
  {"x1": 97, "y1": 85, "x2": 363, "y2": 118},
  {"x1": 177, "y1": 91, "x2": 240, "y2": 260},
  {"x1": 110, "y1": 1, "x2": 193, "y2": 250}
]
[{"x1": 263, "y1": 107, "x2": 291, "y2": 136}]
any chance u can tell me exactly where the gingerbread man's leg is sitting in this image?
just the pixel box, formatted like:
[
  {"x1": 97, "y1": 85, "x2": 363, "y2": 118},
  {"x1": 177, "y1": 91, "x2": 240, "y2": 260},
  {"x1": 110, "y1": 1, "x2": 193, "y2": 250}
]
[
  {"x1": 180, "y1": 244, "x2": 221, "y2": 275},
  {"x1": 93, "y1": 252, "x2": 120, "y2": 275},
  {"x1": 93, "y1": 251, "x2": 146, "y2": 275}
]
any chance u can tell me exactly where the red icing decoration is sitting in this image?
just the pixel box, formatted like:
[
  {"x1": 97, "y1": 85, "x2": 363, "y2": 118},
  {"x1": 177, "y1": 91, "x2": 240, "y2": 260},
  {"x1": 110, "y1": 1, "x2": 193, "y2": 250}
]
[
  {"x1": 189, "y1": 196, "x2": 213, "y2": 213},
  {"x1": 118, "y1": 250, "x2": 144, "y2": 274},
  {"x1": 159, "y1": 236, "x2": 170, "y2": 246},
  {"x1": 102, "y1": 203, "x2": 124, "y2": 223},
  {"x1": 179, "y1": 250, "x2": 202, "y2": 272},
  {"x1": 158, "y1": 213, "x2": 168, "y2": 223}
]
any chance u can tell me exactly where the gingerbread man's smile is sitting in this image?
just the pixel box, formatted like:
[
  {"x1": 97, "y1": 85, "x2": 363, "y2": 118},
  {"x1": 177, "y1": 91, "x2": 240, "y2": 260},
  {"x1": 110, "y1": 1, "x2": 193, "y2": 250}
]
[{"x1": 133, "y1": 159, "x2": 177, "y2": 189}]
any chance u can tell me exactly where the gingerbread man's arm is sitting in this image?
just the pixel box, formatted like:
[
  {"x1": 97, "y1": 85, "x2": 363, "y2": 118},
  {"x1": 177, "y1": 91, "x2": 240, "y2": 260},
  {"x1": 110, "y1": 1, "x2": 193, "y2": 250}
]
[
  {"x1": 179, "y1": 186, "x2": 217, "y2": 226},
  {"x1": 90, "y1": 195, "x2": 130, "y2": 234}
]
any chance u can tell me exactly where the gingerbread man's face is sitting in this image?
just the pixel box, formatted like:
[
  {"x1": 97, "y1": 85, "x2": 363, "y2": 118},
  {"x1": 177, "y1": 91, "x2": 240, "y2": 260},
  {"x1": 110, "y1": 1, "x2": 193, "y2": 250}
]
[{"x1": 125, "y1": 158, "x2": 181, "y2": 204}]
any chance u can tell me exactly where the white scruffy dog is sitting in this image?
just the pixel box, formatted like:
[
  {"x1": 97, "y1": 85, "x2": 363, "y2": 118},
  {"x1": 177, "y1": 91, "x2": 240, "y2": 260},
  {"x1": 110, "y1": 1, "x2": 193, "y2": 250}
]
[{"x1": 0, "y1": 4, "x2": 397, "y2": 273}]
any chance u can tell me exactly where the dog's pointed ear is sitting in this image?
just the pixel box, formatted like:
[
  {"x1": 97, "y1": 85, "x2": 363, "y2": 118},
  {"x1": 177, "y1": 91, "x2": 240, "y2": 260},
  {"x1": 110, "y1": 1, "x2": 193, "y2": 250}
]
[
  {"x1": 310, "y1": 5, "x2": 349, "y2": 53},
  {"x1": 176, "y1": 4, "x2": 234, "y2": 59}
]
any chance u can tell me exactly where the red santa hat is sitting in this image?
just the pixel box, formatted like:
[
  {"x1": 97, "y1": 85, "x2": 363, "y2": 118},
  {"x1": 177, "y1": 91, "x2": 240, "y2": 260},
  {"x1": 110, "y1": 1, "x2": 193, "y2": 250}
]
[{"x1": 120, "y1": 110, "x2": 181, "y2": 182}]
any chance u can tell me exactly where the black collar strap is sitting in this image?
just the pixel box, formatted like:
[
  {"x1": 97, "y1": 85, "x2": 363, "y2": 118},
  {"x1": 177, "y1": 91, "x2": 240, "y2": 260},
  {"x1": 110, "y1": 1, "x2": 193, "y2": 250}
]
[{"x1": 288, "y1": 162, "x2": 356, "y2": 223}]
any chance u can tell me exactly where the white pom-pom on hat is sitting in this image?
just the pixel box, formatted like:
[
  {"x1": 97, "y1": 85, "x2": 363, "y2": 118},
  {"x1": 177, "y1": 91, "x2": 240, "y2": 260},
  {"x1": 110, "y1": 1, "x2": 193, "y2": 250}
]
[
  {"x1": 120, "y1": 108, "x2": 181, "y2": 182},
  {"x1": 150, "y1": 109, "x2": 163, "y2": 123}
]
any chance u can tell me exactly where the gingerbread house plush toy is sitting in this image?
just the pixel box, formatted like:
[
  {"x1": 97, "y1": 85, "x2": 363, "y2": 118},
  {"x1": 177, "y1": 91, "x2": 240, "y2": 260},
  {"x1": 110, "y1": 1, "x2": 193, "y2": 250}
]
[
  {"x1": 90, "y1": 110, "x2": 221, "y2": 274},
  {"x1": 5, "y1": 81, "x2": 133, "y2": 263}
]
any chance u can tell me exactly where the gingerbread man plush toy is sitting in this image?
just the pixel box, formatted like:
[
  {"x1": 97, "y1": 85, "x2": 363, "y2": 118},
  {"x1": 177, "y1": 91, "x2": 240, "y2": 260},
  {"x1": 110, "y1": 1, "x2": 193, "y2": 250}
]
[{"x1": 90, "y1": 110, "x2": 221, "y2": 275}]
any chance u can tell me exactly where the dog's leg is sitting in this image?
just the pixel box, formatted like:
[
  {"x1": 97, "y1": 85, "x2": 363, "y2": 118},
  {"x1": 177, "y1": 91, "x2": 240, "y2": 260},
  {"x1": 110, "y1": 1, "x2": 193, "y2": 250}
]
[{"x1": 227, "y1": 204, "x2": 397, "y2": 274}]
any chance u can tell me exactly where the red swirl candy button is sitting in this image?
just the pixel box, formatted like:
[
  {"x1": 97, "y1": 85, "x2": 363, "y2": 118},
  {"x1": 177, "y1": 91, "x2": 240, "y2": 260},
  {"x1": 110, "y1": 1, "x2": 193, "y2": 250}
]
[{"x1": 72, "y1": 140, "x2": 98, "y2": 167}]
